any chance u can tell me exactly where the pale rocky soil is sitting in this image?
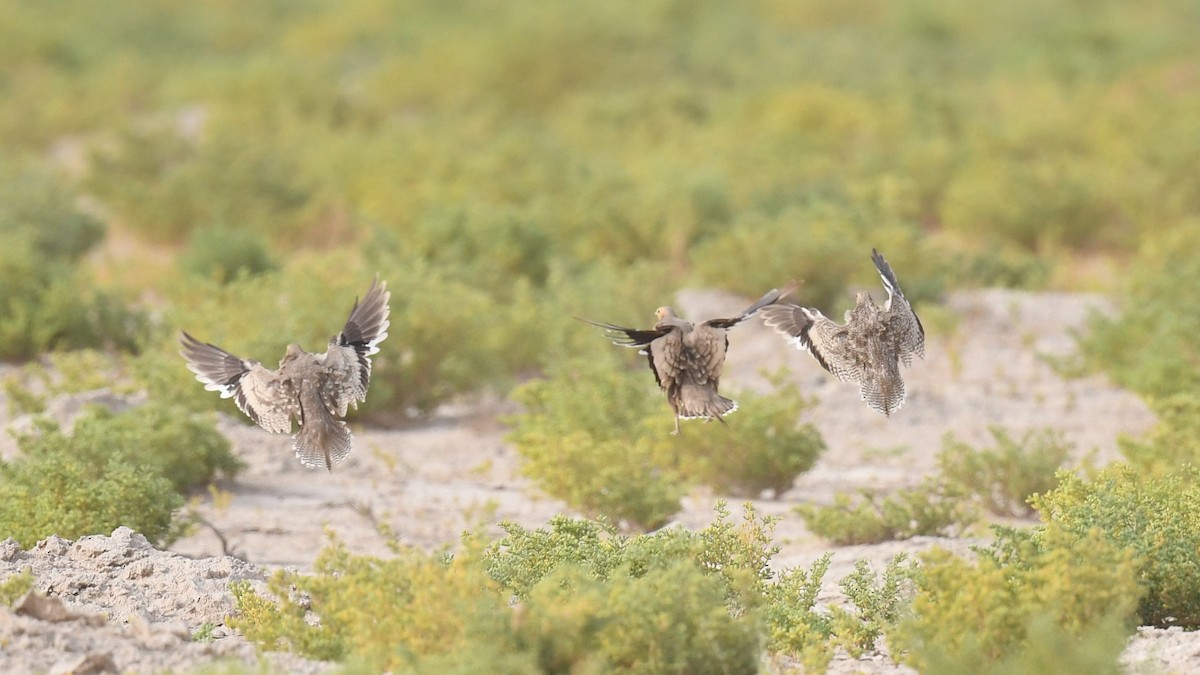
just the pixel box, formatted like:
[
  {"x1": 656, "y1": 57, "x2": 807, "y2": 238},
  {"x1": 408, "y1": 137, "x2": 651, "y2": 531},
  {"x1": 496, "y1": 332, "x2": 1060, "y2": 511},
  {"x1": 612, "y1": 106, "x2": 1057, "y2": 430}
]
[{"x1": 2, "y1": 288, "x2": 1197, "y2": 674}]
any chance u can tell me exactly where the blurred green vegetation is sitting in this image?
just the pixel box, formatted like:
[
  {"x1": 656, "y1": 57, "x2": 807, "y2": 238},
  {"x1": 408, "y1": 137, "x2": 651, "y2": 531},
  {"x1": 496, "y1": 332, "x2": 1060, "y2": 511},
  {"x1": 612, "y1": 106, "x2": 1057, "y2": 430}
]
[
  {"x1": 508, "y1": 359, "x2": 827, "y2": 528},
  {"x1": 0, "y1": 0, "x2": 1194, "y2": 418}
]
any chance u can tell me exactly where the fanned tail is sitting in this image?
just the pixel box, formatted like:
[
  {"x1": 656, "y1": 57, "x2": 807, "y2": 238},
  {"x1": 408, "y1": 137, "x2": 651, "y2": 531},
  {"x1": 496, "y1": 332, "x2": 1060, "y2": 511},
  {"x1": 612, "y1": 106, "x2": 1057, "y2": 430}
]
[{"x1": 676, "y1": 383, "x2": 738, "y2": 424}]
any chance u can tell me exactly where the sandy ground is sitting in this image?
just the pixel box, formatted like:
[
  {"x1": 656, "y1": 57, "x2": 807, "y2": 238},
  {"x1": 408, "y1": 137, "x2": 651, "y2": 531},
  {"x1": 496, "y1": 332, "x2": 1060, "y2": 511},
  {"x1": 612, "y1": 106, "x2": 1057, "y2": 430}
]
[{"x1": 4, "y1": 288, "x2": 1196, "y2": 674}]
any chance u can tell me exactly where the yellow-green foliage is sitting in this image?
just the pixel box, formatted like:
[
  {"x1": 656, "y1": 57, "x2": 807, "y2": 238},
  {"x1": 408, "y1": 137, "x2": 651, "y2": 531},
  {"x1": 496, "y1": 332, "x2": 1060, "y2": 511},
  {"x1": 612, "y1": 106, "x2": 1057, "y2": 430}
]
[
  {"x1": 0, "y1": 402, "x2": 238, "y2": 547},
  {"x1": 763, "y1": 553, "x2": 912, "y2": 672},
  {"x1": 797, "y1": 478, "x2": 976, "y2": 545},
  {"x1": 762, "y1": 554, "x2": 834, "y2": 671},
  {"x1": 510, "y1": 359, "x2": 826, "y2": 527},
  {"x1": 1118, "y1": 394, "x2": 1200, "y2": 477},
  {"x1": 483, "y1": 502, "x2": 778, "y2": 604},
  {"x1": 1081, "y1": 225, "x2": 1200, "y2": 399},
  {"x1": 0, "y1": 570, "x2": 34, "y2": 606},
  {"x1": 507, "y1": 359, "x2": 685, "y2": 530},
  {"x1": 679, "y1": 381, "x2": 826, "y2": 497},
  {"x1": 0, "y1": 160, "x2": 146, "y2": 360},
  {"x1": 1033, "y1": 464, "x2": 1200, "y2": 627},
  {"x1": 232, "y1": 542, "x2": 505, "y2": 669},
  {"x1": 0, "y1": 421, "x2": 182, "y2": 547},
  {"x1": 233, "y1": 505, "x2": 774, "y2": 672},
  {"x1": 938, "y1": 427, "x2": 1072, "y2": 517},
  {"x1": 515, "y1": 561, "x2": 761, "y2": 675},
  {"x1": 180, "y1": 225, "x2": 277, "y2": 284},
  {"x1": 891, "y1": 525, "x2": 1141, "y2": 670}
]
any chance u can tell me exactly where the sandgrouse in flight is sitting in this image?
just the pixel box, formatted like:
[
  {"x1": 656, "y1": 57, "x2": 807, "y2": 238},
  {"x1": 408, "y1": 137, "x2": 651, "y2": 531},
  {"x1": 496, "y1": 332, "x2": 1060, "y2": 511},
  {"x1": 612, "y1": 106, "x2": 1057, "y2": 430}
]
[
  {"x1": 180, "y1": 278, "x2": 391, "y2": 470},
  {"x1": 582, "y1": 286, "x2": 792, "y2": 434},
  {"x1": 760, "y1": 249, "x2": 924, "y2": 416}
]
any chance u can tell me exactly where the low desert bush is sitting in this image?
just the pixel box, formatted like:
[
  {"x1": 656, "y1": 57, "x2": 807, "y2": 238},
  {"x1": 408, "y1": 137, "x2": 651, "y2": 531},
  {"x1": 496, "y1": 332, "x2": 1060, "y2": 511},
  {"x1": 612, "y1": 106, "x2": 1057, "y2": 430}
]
[
  {"x1": 938, "y1": 427, "x2": 1072, "y2": 517},
  {"x1": 797, "y1": 478, "x2": 976, "y2": 545},
  {"x1": 63, "y1": 402, "x2": 242, "y2": 493},
  {"x1": 514, "y1": 560, "x2": 761, "y2": 674},
  {"x1": 232, "y1": 541, "x2": 505, "y2": 668},
  {"x1": 1078, "y1": 225, "x2": 1200, "y2": 400},
  {"x1": 233, "y1": 504, "x2": 775, "y2": 672},
  {"x1": 0, "y1": 160, "x2": 147, "y2": 360},
  {"x1": 233, "y1": 502, "x2": 937, "y2": 671},
  {"x1": 507, "y1": 359, "x2": 684, "y2": 530},
  {"x1": 483, "y1": 501, "x2": 779, "y2": 604},
  {"x1": 764, "y1": 553, "x2": 912, "y2": 672},
  {"x1": 179, "y1": 225, "x2": 277, "y2": 284},
  {"x1": 1117, "y1": 393, "x2": 1200, "y2": 477},
  {"x1": 0, "y1": 570, "x2": 34, "y2": 605},
  {"x1": 0, "y1": 420, "x2": 183, "y2": 547},
  {"x1": 678, "y1": 380, "x2": 826, "y2": 497},
  {"x1": 0, "y1": 402, "x2": 238, "y2": 547},
  {"x1": 891, "y1": 525, "x2": 1141, "y2": 670},
  {"x1": 1033, "y1": 464, "x2": 1200, "y2": 627}
]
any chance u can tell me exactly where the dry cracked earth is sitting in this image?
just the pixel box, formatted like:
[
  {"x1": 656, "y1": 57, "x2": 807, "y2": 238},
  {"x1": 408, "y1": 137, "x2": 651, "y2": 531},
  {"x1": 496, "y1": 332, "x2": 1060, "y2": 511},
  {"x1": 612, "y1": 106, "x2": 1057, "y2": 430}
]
[{"x1": 1, "y1": 288, "x2": 1196, "y2": 674}]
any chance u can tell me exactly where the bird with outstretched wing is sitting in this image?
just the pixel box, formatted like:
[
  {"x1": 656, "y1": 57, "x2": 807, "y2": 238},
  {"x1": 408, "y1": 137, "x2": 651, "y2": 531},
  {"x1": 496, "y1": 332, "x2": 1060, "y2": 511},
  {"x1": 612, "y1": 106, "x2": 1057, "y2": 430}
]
[
  {"x1": 760, "y1": 249, "x2": 924, "y2": 416},
  {"x1": 180, "y1": 277, "x2": 391, "y2": 470},
  {"x1": 581, "y1": 285, "x2": 793, "y2": 434}
]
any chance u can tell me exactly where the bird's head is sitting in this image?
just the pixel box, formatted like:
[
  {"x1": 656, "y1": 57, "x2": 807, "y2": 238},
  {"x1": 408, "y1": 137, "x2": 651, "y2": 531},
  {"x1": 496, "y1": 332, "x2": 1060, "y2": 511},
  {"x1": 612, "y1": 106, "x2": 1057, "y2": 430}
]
[
  {"x1": 283, "y1": 344, "x2": 304, "y2": 362},
  {"x1": 654, "y1": 306, "x2": 675, "y2": 322}
]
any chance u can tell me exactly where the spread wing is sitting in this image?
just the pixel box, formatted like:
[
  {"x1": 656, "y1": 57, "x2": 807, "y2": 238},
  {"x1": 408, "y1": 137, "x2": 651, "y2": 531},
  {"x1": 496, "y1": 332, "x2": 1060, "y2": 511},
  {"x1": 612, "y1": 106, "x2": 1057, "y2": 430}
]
[
  {"x1": 872, "y1": 248, "x2": 925, "y2": 364},
  {"x1": 703, "y1": 284, "x2": 797, "y2": 329},
  {"x1": 179, "y1": 332, "x2": 297, "y2": 433},
  {"x1": 319, "y1": 276, "x2": 391, "y2": 416},
  {"x1": 760, "y1": 304, "x2": 861, "y2": 383},
  {"x1": 577, "y1": 317, "x2": 674, "y2": 388}
]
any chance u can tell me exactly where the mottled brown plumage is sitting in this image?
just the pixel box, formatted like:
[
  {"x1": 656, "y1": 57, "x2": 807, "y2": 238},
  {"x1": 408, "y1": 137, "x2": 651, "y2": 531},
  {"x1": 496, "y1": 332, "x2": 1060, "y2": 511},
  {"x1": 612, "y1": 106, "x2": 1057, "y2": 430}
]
[
  {"x1": 581, "y1": 287, "x2": 791, "y2": 434},
  {"x1": 180, "y1": 277, "x2": 391, "y2": 470},
  {"x1": 760, "y1": 249, "x2": 924, "y2": 416}
]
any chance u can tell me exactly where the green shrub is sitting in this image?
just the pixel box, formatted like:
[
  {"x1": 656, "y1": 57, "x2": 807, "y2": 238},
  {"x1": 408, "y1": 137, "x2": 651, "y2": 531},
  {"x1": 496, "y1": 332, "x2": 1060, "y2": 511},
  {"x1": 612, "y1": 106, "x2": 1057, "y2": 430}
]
[
  {"x1": 0, "y1": 570, "x2": 35, "y2": 606},
  {"x1": 1118, "y1": 393, "x2": 1200, "y2": 477},
  {"x1": 0, "y1": 402, "x2": 238, "y2": 547},
  {"x1": 762, "y1": 552, "x2": 913, "y2": 672},
  {"x1": 0, "y1": 160, "x2": 105, "y2": 261},
  {"x1": 483, "y1": 501, "x2": 779, "y2": 604},
  {"x1": 0, "y1": 418, "x2": 183, "y2": 547},
  {"x1": 0, "y1": 159, "x2": 148, "y2": 359},
  {"x1": 233, "y1": 505, "x2": 776, "y2": 672},
  {"x1": 761, "y1": 554, "x2": 834, "y2": 671},
  {"x1": 798, "y1": 478, "x2": 977, "y2": 545},
  {"x1": 507, "y1": 359, "x2": 684, "y2": 530},
  {"x1": 232, "y1": 541, "x2": 506, "y2": 669},
  {"x1": 679, "y1": 380, "x2": 826, "y2": 497},
  {"x1": 890, "y1": 525, "x2": 1140, "y2": 670},
  {"x1": 86, "y1": 118, "x2": 317, "y2": 242},
  {"x1": 1033, "y1": 464, "x2": 1200, "y2": 627},
  {"x1": 938, "y1": 427, "x2": 1072, "y2": 517},
  {"x1": 516, "y1": 560, "x2": 761, "y2": 674},
  {"x1": 1078, "y1": 225, "x2": 1200, "y2": 400},
  {"x1": 180, "y1": 225, "x2": 276, "y2": 284},
  {"x1": 64, "y1": 402, "x2": 242, "y2": 493}
]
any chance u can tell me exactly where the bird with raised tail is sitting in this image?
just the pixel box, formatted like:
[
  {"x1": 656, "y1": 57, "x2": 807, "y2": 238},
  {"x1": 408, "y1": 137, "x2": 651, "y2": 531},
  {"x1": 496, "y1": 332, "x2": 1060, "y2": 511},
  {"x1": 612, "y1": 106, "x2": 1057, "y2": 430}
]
[
  {"x1": 581, "y1": 286, "x2": 793, "y2": 434},
  {"x1": 759, "y1": 249, "x2": 924, "y2": 416},
  {"x1": 179, "y1": 277, "x2": 391, "y2": 470}
]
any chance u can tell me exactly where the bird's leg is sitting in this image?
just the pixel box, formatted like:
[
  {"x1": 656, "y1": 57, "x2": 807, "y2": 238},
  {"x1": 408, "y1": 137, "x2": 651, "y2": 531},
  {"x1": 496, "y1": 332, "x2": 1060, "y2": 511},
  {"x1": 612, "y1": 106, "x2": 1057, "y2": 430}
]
[{"x1": 671, "y1": 416, "x2": 681, "y2": 435}]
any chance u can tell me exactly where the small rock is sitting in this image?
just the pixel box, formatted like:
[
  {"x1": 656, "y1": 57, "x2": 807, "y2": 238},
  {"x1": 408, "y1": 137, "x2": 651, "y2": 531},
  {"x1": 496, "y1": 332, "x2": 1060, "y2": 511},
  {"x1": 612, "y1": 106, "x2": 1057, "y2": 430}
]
[
  {"x1": 13, "y1": 591, "x2": 105, "y2": 626},
  {"x1": 0, "y1": 537, "x2": 23, "y2": 561},
  {"x1": 49, "y1": 652, "x2": 117, "y2": 675},
  {"x1": 35, "y1": 535, "x2": 71, "y2": 557},
  {"x1": 110, "y1": 527, "x2": 152, "y2": 551}
]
